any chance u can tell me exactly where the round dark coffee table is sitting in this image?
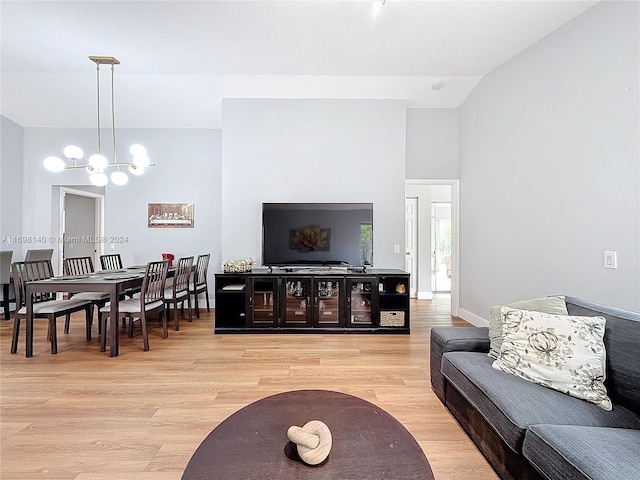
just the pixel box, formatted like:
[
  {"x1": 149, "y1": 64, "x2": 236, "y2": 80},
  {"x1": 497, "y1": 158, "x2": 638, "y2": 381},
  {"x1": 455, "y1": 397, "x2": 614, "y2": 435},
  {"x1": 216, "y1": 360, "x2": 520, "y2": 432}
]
[{"x1": 182, "y1": 389, "x2": 434, "y2": 479}]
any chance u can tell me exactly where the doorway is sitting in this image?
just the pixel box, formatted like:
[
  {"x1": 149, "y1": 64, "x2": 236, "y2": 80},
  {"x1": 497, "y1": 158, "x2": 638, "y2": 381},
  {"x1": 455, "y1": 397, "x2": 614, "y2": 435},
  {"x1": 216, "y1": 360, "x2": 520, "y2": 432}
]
[
  {"x1": 56, "y1": 187, "x2": 104, "y2": 274},
  {"x1": 405, "y1": 179, "x2": 459, "y2": 316}
]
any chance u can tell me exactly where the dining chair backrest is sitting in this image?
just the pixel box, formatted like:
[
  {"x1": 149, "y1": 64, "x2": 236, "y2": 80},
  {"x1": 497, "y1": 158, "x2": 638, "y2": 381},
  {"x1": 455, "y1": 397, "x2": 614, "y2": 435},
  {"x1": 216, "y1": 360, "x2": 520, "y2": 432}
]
[
  {"x1": 64, "y1": 256, "x2": 95, "y2": 276},
  {"x1": 1, "y1": 251, "x2": 13, "y2": 284},
  {"x1": 100, "y1": 254, "x2": 123, "y2": 271},
  {"x1": 141, "y1": 260, "x2": 169, "y2": 308},
  {"x1": 194, "y1": 254, "x2": 211, "y2": 287},
  {"x1": 174, "y1": 256, "x2": 194, "y2": 295},
  {"x1": 24, "y1": 249, "x2": 54, "y2": 262},
  {"x1": 12, "y1": 260, "x2": 56, "y2": 309}
]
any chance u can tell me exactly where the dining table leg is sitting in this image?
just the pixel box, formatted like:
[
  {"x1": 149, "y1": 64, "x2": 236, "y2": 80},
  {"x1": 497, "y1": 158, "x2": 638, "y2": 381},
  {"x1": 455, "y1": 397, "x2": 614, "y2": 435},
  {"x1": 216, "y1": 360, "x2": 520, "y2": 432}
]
[{"x1": 109, "y1": 286, "x2": 120, "y2": 357}]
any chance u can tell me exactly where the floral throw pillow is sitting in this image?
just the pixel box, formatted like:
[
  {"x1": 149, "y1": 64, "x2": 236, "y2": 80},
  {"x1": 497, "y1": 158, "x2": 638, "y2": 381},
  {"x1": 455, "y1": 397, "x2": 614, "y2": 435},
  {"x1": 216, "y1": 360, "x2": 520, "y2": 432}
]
[{"x1": 492, "y1": 307, "x2": 612, "y2": 410}]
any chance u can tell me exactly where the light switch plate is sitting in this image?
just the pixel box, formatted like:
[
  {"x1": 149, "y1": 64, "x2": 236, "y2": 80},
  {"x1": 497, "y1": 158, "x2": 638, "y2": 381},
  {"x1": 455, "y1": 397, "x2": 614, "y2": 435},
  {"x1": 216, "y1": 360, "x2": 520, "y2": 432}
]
[{"x1": 604, "y1": 251, "x2": 617, "y2": 269}]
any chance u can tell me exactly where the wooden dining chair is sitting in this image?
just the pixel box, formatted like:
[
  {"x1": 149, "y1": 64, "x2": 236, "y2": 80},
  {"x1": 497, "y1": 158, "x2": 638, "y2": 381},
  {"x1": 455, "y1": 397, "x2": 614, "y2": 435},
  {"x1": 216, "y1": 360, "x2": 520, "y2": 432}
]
[
  {"x1": 163, "y1": 256, "x2": 194, "y2": 331},
  {"x1": 99, "y1": 253, "x2": 123, "y2": 270},
  {"x1": 11, "y1": 260, "x2": 93, "y2": 355},
  {"x1": 189, "y1": 254, "x2": 211, "y2": 318},
  {"x1": 63, "y1": 256, "x2": 110, "y2": 332},
  {"x1": 100, "y1": 260, "x2": 169, "y2": 352},
  {"x1": 1, "y1": 250, "x2": 16, "y2": 320},
  {"x1": 99, "y1": 253, "x2": 140, "y2": 298}
]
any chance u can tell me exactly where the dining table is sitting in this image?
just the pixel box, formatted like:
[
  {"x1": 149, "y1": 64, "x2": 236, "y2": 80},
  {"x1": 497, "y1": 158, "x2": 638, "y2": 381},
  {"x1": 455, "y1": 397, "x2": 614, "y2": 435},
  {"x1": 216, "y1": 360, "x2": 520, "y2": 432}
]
[{"x1": 24, "y1": 265, "x2": 173, "y2": 358}]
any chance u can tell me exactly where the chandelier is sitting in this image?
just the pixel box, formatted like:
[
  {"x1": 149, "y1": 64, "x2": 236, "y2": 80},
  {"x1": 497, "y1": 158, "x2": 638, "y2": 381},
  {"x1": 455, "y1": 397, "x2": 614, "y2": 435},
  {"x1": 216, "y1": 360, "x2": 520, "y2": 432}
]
[{"x1": 43, "y1": 56, "x2": 154, "y2": 186}]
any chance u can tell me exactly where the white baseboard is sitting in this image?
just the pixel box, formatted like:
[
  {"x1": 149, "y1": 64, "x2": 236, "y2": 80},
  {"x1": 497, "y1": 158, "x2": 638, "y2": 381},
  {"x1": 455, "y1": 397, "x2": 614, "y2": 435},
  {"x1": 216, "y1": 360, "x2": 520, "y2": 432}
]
[
  {"x1": 457, "y1": 308, "x2": 489, "y2": 327},
  {"x1": 417, "y1": 291, "x2": 433, "y2": 300}
]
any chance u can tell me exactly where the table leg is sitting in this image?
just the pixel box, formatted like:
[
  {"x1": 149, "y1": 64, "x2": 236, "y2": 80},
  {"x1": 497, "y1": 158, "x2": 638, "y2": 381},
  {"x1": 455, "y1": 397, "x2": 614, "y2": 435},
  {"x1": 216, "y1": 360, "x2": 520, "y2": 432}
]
[
  {"x1": 26, "y1": 287, "x2": 33, "y2": 358},
  {"x1": 109, "y1": 287, "x2": 119, "y2": 357}
]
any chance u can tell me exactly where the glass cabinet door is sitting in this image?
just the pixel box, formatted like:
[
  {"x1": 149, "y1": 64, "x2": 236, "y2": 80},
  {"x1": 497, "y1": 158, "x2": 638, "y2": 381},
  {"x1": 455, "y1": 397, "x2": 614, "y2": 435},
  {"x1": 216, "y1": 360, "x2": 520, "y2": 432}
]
[
  {"x1": 313, "y1": 278, "x2": 344, "y2": 327},
  {"x1": 248, "y1": 277, "x2": 278, "y2": 326},
  {"x1": 282, "y1": 277, "x2": 312, "y2": 326},
  {"x1": 347, "y1": 278, "x2": 375, "y2": 327}
]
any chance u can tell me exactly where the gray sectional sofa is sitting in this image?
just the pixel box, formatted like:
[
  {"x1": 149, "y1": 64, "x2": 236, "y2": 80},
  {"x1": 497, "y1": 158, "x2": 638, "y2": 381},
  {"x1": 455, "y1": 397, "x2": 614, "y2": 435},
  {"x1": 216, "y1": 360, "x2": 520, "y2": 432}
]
[{"x1": 430, "y1": 296, "x2": 640, "y2": 480}]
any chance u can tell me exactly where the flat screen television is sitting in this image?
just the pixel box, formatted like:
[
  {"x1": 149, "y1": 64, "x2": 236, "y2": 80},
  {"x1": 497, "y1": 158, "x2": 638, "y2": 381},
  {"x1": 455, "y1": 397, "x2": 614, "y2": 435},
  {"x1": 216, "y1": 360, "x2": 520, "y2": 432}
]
[{"x1": 262, "y1": 203, "x2": 373, "y2": 267}]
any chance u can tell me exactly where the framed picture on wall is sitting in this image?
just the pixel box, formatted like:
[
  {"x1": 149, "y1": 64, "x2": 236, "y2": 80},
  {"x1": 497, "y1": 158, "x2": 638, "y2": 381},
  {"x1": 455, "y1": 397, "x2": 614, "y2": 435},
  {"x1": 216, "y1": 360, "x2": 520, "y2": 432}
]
[{"x1": 148, "y1": 203, "x2": 194, "y2": 228}]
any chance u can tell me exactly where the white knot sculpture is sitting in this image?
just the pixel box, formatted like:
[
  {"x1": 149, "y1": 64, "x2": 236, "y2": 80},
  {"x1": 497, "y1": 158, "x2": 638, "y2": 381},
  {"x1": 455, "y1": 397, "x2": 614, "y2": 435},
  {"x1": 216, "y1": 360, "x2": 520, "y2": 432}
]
[{"x1": 287, "y1": 420, "x2": 332, "y2": 466}]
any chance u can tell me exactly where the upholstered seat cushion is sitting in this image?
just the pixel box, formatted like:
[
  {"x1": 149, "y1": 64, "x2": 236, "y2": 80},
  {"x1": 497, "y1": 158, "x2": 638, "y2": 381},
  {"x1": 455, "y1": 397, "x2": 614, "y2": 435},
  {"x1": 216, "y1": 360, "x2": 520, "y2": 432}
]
[
  {"x1": 71, "y1": 292, "x2": 110, "y2": 301},
  {"x1": 18, "y1": 298, "x2": 90, "y2": 315},
  {"x1": 163, "y1": 288, "x2": 189, "y2": 301},
  {"x1": 100, "y1": 299, "x2": 163, "y2": 315},
  {"x1": 523, "y1": 425, "x2": 640, "y2": 480},
  {"x1": 441, "y1": 351, "x2": 640, "y2": 452}
]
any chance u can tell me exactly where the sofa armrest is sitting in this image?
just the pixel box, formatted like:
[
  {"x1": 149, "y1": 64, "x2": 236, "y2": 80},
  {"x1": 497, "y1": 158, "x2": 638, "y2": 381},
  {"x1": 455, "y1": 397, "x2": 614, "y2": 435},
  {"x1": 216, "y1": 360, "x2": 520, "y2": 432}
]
[{"x1": 430, "y1": 327, "x2": 490, "y2": 403}]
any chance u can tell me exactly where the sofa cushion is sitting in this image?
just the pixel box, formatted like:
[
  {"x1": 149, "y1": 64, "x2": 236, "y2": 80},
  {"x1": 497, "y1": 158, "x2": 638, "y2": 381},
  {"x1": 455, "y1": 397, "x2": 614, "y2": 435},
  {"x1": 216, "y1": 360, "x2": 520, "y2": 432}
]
[
  {"x1": 441, "y1": 352, "x2": 640, "y2": 452},
  {"x1": 493, "y1": 308, "x2": 611, "y2": 410},
  {"x1": 523, "y1": 424, "x2": 640, "y2": 480},
  {"x1": 488, "y1": 296, "x2": 568, "y2": 359}
]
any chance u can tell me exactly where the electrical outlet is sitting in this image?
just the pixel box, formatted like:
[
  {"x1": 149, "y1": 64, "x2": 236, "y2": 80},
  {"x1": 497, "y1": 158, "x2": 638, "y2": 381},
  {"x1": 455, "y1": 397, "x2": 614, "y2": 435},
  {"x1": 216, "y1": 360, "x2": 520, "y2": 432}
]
[
  {"x1": 110, "y1": 243, "x2": 116, "y2": 251},
  {"x1": 604, "y1": 251, "x2": 617, "y2": 269},
  {"x1": 394, "y1": 244, "x2": 400, "y2": 254}
]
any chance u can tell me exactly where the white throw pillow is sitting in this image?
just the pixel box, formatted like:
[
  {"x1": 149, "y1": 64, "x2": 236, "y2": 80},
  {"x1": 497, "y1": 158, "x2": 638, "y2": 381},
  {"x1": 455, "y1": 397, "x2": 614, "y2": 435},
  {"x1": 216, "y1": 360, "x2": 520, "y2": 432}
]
[{"x1": 492, "y1": 307, "x2": 612, "y2": 411}]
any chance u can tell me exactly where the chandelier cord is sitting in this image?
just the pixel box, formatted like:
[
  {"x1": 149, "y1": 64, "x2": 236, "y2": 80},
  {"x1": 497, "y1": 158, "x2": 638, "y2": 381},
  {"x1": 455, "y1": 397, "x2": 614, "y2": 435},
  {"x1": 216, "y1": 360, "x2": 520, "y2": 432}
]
[
  {"x1": 96, "y1": 63, "x2": 102, "y2": 154},
  {"x1": 110, "y1": 63, "x2": 119, "y2": 169}
]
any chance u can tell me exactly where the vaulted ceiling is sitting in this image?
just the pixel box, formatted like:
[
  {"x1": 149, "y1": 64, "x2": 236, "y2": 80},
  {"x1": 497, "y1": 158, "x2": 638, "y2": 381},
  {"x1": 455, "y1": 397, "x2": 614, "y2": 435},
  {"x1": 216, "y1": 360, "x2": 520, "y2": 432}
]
[{"x1": 1, "y1": 0, "x2": 597, "y2": 129}]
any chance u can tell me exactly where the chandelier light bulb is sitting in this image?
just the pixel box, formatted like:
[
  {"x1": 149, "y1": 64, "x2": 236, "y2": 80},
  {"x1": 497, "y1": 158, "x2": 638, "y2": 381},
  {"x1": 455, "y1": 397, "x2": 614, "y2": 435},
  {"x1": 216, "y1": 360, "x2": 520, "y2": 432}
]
[
  {"x1": 63, "y1": 145, "x2": 84, "y2": 160},
  {"x1": 43, "y1": 156, "x2": 66, "y2": 172},
  {"x1": 129, "y1": 144, "x2": 147, "y2": 157},
  {"x1": 89, "y1": 172, "x2": 108, "y2": 186},
  {"x1": 132, "y1": 155, "x2": 151, "y2": 168},
  {"x1": 111, "y1": 171, "x2": 129, "y2": 185},
  {"x1": 129, "y1": 164, "x2": 145, "y2": 176},
  {"x1": 89, "y1": 154, "x2": 109, "y2": 171}
]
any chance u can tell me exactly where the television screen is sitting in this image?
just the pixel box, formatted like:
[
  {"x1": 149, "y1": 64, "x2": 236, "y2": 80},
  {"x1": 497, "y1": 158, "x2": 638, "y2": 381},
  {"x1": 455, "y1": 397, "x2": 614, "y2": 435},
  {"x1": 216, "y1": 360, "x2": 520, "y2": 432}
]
[{"x1": 262, "y1": 203, "x2": 373, "y2": 267}]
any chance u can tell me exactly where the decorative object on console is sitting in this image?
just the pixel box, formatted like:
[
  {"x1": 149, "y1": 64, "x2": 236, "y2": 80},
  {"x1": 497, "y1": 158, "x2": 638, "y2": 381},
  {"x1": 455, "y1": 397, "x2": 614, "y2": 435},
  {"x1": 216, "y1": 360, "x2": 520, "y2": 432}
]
[
  {"x1": 222, "y1": 258, "x2": 255, "y2": 273},
  {"x1": 395, "y1": 283, "x2": 406, "y2": 294},
  {"x1": 492, "y1": 307, "x2": 612, "y2": 410},
  {"x1": 43, "y1": 56, "x2": 154, "y2": 186}
]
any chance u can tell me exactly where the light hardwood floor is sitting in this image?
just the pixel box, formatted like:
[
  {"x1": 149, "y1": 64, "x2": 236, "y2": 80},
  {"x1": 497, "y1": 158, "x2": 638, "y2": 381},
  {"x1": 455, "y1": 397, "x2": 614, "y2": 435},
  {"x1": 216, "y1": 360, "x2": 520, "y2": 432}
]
[{"x1": 1, "y1": 296, "x2": 499, "y2": 480}]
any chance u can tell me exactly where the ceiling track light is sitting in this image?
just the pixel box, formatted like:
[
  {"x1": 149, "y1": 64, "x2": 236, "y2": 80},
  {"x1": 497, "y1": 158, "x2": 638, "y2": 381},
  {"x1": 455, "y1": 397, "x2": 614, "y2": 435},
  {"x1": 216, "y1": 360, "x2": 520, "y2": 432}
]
[{"x1": 43, "y1": 56, "x2": 154, "y2": 186}]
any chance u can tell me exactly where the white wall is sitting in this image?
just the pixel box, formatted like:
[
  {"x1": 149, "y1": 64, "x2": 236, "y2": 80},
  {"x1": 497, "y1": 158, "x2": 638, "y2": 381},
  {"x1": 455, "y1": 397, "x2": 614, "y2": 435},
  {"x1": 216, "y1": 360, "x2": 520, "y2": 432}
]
[
  {"x1": 458, "y1": 0, "x2": 640, "y2": 319},
  {"x1": 221, "y1": 99, "x2": 407, "y2": 269},
  {"x1": 20, "y1": 127, "x2": 222, "y2": 284},
  {"x1": 1, "y1": 116, "x2": 24, "y2": 257},
  {"x1": 405, "y1": 108, "x2": 459, "y2": 179}
]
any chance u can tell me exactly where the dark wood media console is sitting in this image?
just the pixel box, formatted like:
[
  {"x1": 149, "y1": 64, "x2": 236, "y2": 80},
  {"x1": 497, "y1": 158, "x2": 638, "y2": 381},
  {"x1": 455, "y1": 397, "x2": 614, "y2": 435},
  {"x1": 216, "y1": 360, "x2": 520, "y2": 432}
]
[{"x1": 214, "y1": 268, "x2": 410, "y2": 333}]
